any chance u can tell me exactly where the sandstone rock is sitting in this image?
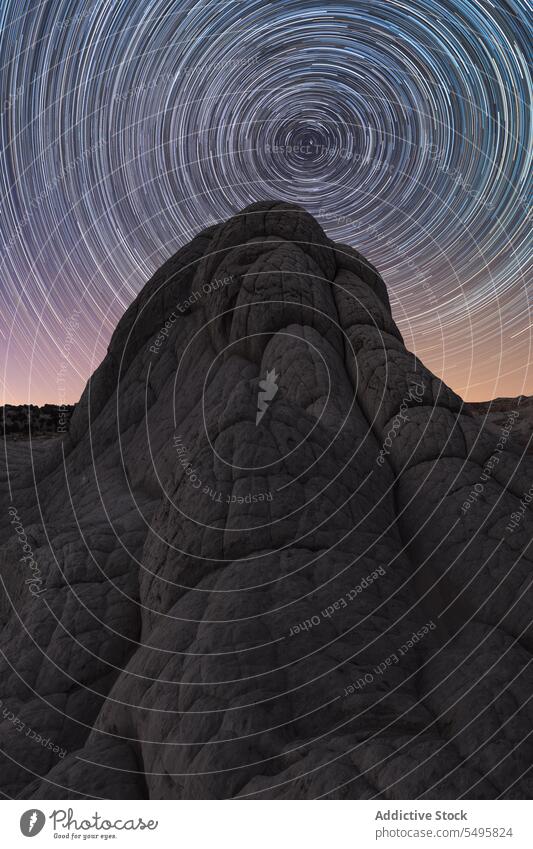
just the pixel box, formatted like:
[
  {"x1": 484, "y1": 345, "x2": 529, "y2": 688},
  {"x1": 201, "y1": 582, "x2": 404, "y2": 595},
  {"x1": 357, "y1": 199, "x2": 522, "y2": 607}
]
[{"x1": 1, "y1": 201, "x2": 531, "y2": 799}]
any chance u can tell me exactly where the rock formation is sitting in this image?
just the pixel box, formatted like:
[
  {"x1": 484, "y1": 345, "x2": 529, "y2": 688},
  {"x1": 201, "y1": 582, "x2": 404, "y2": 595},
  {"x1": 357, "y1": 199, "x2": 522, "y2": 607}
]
[
  {"x1": 470, "y1": 396, "x2": 533, "y2": 455},
  {"x1": 0, "y1": 201, "x2": 531, "y2": 799}
]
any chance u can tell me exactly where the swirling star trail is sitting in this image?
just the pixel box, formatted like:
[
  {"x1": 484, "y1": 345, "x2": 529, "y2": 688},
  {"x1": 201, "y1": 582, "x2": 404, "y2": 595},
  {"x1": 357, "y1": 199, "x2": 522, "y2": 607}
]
[{"x1": 0, "y1": 0, "x2": 531, "y2": 404}]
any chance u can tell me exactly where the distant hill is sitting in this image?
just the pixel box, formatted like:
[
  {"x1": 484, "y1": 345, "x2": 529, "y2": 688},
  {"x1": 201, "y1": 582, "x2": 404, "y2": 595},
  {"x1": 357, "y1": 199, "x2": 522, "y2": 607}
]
[{"x1": 1, "y1": 403, "x2": 75, "y2": 438}]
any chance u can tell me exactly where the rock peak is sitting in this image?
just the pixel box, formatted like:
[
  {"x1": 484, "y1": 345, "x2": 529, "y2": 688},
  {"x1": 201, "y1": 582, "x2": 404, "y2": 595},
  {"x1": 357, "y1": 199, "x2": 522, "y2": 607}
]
[{"x1": 1, "y1": 202, "x2": 531, "y2": 800}]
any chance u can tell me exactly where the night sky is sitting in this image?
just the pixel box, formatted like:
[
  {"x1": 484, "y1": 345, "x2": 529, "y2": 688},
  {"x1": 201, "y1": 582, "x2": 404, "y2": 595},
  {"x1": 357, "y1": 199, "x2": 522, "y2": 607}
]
[{"x1": 0, "y1": 0, "x2": 530, "y2": 405}]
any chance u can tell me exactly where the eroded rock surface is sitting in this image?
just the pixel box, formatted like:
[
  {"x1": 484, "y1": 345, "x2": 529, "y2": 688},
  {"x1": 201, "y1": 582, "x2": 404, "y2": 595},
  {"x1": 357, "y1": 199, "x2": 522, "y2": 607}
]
[
  {"x1": 469, "y1": 396, "x2": 533, "y2": 456},
  {"x1": 1, "y1": 201, "x2": 531, "y2": 799}
]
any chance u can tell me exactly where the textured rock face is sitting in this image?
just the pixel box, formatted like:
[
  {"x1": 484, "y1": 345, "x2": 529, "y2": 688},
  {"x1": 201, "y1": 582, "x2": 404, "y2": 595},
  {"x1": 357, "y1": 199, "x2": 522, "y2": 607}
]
[
  {"x1": 469, "y1": 396, "x2": 533, "y2": 456},
  {"x1": 0, "y1": 201, "x2": 532, "y2": 799}
]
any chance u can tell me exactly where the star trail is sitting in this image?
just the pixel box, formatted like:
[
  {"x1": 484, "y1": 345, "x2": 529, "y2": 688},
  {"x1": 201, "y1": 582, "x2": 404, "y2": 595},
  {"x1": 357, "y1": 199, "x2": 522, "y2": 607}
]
[{"x1": 0, "y1": 0, "x2": 531, "y2": 404}]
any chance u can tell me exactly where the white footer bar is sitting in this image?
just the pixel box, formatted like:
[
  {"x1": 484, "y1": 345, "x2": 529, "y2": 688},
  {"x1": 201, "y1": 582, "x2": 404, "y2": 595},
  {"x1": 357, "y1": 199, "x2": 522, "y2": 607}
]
[{"x1": 4, "y1": 799, "x2": 533, "y2": 848}]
